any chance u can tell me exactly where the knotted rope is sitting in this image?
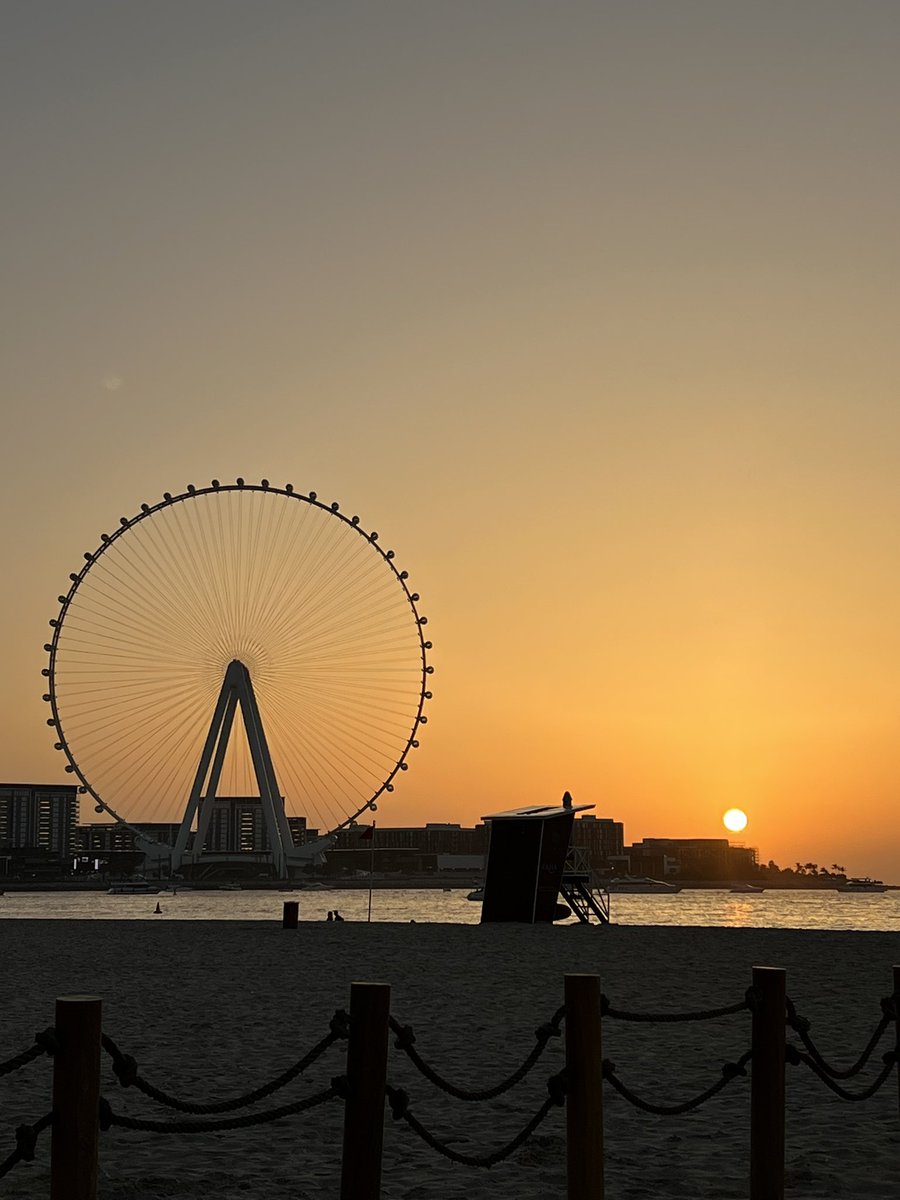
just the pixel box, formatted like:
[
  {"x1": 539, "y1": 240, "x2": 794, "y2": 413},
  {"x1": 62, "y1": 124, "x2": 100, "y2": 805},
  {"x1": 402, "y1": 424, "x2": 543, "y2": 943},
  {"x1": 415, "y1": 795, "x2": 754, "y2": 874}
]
[
  {"x1": 388, "y1": 1005, "x2": 564, "y2": 1101},
  {"x1": 100, "y1": 1009, "x2": 347, "y2": 1114}
]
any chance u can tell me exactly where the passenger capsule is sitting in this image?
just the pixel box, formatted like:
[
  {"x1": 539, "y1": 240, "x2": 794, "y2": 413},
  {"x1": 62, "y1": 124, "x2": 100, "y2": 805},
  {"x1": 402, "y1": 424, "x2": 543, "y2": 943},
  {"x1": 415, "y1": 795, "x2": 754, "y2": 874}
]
[
  {"x1": 425, "y1": 665, "x2": 434, "y2": 674},
  {"x1": 352, "y1": 515, "x2": 359, "y2": 525},
  {"x1": 163, "y1": 492, "x2": 172, "y2": 501},
  {"x1": 187, "y1": 484, "x2": 196, "y2": 493},
  {"x1": 141, "y1": 503, "x2": 150, "y2": 512},
  {"x1": 370, "y1": 531, "x2": 378, "y2": 540},
  {"x1": 308, "y1": 490, "x2": 317, "y2": 500},
  {"x1": 41, "y1": 668, "x2": 50, "y2": 677},
  {"x1": 261, "y1": 479, "x2": 269, "y2": 489},
  {"x1": 411, "y1": 593, "x2": 419, "y2": 601},
  {"x1": 64, "y1": 764, "x2": 74, "y2": 772},
  {"x1": 331, "y1": 501, "x2": 339, "y2": 511},
  {"x1": 285, "y1": 483, "x2": 294, "y2": 493},
  {"x1": 212, "y1": 479, "x2": 220, "y2": 489},
  {"x1": 400, "y1": 762, "x2": 408, "y2": 771},
  {"x1": 120, "y1": 517, "x2": 128, "y2": 525}
]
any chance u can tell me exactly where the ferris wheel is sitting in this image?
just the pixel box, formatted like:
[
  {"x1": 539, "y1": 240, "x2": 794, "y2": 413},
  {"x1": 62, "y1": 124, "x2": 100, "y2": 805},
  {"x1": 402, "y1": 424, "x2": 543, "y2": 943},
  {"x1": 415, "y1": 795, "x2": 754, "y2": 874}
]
[{"x1": 42, "y1": 479, "x2": 432, "y2": 870}]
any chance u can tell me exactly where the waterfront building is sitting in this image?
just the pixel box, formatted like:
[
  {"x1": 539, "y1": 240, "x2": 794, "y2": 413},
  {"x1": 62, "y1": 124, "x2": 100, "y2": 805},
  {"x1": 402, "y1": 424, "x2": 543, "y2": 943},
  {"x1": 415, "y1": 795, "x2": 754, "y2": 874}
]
[{"x1": 0, "y1": 783, "x2": 79, "y2": 857}]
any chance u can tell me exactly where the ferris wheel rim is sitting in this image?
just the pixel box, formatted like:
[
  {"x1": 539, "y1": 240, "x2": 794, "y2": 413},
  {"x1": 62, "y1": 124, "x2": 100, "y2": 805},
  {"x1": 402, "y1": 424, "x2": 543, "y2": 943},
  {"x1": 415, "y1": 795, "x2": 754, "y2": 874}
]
[{"x1": 43, "y1": 479, "x2": 433, "y2": 839}]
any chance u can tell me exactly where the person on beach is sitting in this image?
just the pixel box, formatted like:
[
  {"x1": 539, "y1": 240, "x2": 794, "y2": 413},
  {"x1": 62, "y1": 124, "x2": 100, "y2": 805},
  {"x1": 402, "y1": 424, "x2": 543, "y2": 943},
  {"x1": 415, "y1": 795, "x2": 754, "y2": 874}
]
[
  {"x1": 334, "y1": 910, "x2": 345, "y2": 921},
  {"x1": 326, "y1": 911, "x2": 333, "y2": 921}
]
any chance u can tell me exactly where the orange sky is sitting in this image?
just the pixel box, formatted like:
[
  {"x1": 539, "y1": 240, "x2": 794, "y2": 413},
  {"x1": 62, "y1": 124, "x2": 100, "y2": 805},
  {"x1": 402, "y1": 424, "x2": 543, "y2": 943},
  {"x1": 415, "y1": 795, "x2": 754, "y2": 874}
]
[{"x1": 2, "y1": 2, "x2": 900, "y2": 882}]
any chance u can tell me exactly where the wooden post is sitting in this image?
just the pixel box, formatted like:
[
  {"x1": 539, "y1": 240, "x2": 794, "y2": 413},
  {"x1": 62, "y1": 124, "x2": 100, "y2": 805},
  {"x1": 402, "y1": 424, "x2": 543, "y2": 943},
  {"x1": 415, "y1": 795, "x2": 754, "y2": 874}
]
[
  {"x1": 565, "y1": 973, "x2": 604, "y2": 1200},
  {"x1": 894, "y1": 965, "x2": 900, "y2": 1124},
  {"x1": 51, "y1": 995, "x2": 102, "y2": 1200},
  {"x1": 750, "y1": 966, "x2": 786, "y2": 1200},
  {"x1": 340, "y1": 981, "x2": 391, "y2": 1200},
  {"x1": 282, "y1": 900, "x2": 299, "y2": 929}
]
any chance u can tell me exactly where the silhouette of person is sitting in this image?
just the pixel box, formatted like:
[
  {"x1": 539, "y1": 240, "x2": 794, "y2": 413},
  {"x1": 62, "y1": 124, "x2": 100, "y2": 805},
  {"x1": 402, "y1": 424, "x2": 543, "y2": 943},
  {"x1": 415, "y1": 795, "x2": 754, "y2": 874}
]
[
  {"x1": 326, "y1": 910, "x2": 333, "y2": 921},
  {"x1": 334, "y1": 910, "x2": 345, "y2": 922}
]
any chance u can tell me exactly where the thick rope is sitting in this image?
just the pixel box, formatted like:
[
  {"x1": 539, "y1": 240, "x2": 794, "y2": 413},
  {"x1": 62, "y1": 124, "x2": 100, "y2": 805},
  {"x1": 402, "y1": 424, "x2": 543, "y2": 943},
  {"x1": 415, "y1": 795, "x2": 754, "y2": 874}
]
[
  {"x1": 100, "y1": 1010, "x2": 347, "y2": 1114},
  {"x1": 785, "y1": 995, "x2": 895, "y2": 1080},
  {"x1": 99, "y1": 1082, "x2": 340, "y2": 1134},
  {"x1": 384, "y1": 1071, "x2": 566, "y2": 1168},
  {"x1": 0, "y1": 1112, "x2": 54, "y2": 1180},
  {"x1": 602, "y1": 989, "x2": 756, "y2": 1024},
  {"x1": 785, "y1": 1046, "x2": 898, "y2": 1101},
  {"x1": 388, "y1": 1006, "x2": 565, "y2": 1102},
  {"x1": 601, "y1": 1050, "x2": 752, "y2": 1115},
  {"x1": 0, "y1": 1029, "x2": 57, "y2": 1077}
]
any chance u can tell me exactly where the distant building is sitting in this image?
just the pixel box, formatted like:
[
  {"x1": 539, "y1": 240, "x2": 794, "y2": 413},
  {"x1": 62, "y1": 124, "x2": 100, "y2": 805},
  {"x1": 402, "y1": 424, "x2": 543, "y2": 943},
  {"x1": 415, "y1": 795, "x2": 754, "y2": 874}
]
[
  {"x1": 571, "y1": 815, "x2": 625, "y2": 869},
  {"x1": 333, "y1": 822, "x2": 489, "y2": 857},
  {"x1": 0, "y1": 783, "x2": 79, "y2": 857},
  {"x1": 627, "y1": 837, "x2": 759, "y2": 880}
]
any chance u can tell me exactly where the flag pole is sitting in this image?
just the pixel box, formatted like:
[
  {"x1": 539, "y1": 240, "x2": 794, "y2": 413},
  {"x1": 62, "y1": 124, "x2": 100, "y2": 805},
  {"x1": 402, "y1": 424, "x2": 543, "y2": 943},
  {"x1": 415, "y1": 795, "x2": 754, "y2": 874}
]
[{"x1": 367, "y1": 822, "x2": 376, "y2": 923}]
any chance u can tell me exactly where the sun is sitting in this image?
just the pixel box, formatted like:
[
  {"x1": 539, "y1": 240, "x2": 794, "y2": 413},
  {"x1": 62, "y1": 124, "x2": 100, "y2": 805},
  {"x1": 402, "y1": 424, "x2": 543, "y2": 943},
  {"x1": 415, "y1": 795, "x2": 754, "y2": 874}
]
[{"x1": 722, "y1": 808, "x2": 748, "y2": 833}]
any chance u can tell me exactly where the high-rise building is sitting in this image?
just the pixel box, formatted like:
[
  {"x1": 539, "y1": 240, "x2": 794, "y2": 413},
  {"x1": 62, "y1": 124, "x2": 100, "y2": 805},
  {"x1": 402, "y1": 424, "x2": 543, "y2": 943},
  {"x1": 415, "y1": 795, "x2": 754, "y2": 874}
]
[{"x1": 0, "y1": 783, "x2": 79, "y2": 857}]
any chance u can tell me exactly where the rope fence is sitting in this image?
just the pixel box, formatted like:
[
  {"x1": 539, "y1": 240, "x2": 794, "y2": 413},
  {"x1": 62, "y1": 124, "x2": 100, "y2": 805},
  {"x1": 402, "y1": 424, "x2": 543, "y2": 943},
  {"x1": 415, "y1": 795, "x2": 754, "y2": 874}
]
[{"x1": 0, "y1": 963, "x2": 897, "y2": 1200}]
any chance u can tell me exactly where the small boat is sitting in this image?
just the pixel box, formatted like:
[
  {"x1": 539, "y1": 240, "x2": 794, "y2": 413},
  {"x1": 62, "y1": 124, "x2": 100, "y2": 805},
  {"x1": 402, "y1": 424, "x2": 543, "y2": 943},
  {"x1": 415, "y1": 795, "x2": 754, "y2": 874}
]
[
  {"x1": 603, "y1": 876, "x2": 681, "y2": 894},
  {"x1": 108, "y1": 880, "x2": 161, "y2": 895},
  {"x1": 837, "y1": 877, "x2": 887, "y2": 893},
  {"x1": 730, "y1": 883, "x2": 765, "y2": 894}
]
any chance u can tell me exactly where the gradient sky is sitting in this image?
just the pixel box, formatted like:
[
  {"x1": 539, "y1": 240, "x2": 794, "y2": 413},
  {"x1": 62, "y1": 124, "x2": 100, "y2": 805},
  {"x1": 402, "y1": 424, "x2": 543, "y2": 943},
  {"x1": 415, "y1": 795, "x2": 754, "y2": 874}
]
[{"x1": 3, "y1": 2, "x2": 900, "y2": 882}]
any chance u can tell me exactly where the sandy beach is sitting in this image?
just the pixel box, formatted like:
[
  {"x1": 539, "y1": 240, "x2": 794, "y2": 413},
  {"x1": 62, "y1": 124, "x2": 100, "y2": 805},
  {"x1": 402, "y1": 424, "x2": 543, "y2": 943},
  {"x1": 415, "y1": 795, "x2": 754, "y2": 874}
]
[{"x1": 1, "y1": 921, "x2": 898, "y2": 1199}]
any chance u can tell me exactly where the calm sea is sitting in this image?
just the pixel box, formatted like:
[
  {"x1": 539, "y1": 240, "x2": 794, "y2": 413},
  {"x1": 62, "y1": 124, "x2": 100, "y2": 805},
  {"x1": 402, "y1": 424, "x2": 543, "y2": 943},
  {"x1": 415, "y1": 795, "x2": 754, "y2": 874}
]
[{"x1": 1, "y1": 887, "x2": 899, "y2": 931}]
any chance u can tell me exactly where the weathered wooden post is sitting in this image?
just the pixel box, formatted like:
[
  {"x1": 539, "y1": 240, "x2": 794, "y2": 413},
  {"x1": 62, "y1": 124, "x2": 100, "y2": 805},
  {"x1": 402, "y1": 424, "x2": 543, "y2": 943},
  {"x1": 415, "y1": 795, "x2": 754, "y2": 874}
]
[
  {"x1": 750, "y1": 966, "x2": 786, "y2": 1200},
  {"x1": 565, "y1": 973, "x2": 604, "y2": 1200},
  {"x1": 51, "y1": 994, "x2": 102, "y2": 1200},
  {"x1": 282, "y1": 900, "x2": 299, "y2": 929},
  {"x1": 340, "y1": 981, "x2": 391, "y2": 1200}
]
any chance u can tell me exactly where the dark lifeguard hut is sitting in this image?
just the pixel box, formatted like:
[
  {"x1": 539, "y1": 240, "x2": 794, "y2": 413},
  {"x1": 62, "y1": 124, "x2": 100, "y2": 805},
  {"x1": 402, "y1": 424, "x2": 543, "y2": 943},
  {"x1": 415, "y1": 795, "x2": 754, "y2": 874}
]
[{"x1": 480, "y1": 792, "x2": 602, "y2": 924}]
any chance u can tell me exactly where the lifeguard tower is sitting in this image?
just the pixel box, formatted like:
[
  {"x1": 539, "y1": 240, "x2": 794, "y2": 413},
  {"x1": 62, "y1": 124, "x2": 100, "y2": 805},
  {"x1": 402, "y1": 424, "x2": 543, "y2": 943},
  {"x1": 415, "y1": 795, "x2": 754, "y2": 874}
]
[{"x1": 480, "y1": 792, "x2": 610, "y2": 924}]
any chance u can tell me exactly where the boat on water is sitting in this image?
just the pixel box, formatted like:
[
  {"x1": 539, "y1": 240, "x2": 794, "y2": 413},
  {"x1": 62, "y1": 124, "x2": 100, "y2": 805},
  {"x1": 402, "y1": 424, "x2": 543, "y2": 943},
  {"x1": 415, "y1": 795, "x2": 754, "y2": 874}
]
[
  {"x1": 730, "y1": 883, "x2": 765, "y2": 893},
  {"x1": 837, "y1": 877, "x2": 888, "y2": 893},
  {"x1": 603, "y1": 876, "x2": 681, "y2": 894},
  {"x1": 108, "y1": 880, "x2": 162, "y2": 895}
]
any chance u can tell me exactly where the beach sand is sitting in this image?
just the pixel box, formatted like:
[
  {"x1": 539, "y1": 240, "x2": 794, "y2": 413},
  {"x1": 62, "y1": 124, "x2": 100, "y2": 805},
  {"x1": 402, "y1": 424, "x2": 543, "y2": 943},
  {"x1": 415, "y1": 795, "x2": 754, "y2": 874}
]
[{"x1": 1, "y1": 920, "x2": 898, "y2": 1199}]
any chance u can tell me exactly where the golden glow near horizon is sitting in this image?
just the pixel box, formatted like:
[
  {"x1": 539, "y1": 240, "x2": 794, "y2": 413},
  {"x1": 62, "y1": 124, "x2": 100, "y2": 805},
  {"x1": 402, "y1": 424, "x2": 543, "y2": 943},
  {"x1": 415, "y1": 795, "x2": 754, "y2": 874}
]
[
  {"x1": 722, "y1": 809, "x2": 749, "y2": 834},
  {"x1": 2, "y1": 4, "x2": 900, "y2": 883}
]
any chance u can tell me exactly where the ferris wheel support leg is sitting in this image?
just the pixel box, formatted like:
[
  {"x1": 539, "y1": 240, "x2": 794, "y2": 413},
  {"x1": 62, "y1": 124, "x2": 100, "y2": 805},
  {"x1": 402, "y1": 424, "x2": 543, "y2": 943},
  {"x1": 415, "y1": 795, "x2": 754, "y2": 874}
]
[
  {"x1": 239, "y1": 663, "x2": 293, "y2": 877},
  {"x1": 172, "y1": 667, "x2": 236, "y2": 871},
  {"x1": 193, "y1": 688, "x2": 240, "y2": 860}
]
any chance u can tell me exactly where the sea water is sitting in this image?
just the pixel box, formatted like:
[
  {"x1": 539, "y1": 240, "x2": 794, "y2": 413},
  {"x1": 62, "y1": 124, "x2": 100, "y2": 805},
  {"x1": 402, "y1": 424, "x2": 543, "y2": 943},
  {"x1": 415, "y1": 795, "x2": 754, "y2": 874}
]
[{"x1": 1, "y1": 887, "x2": 899, "y2": 930}]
